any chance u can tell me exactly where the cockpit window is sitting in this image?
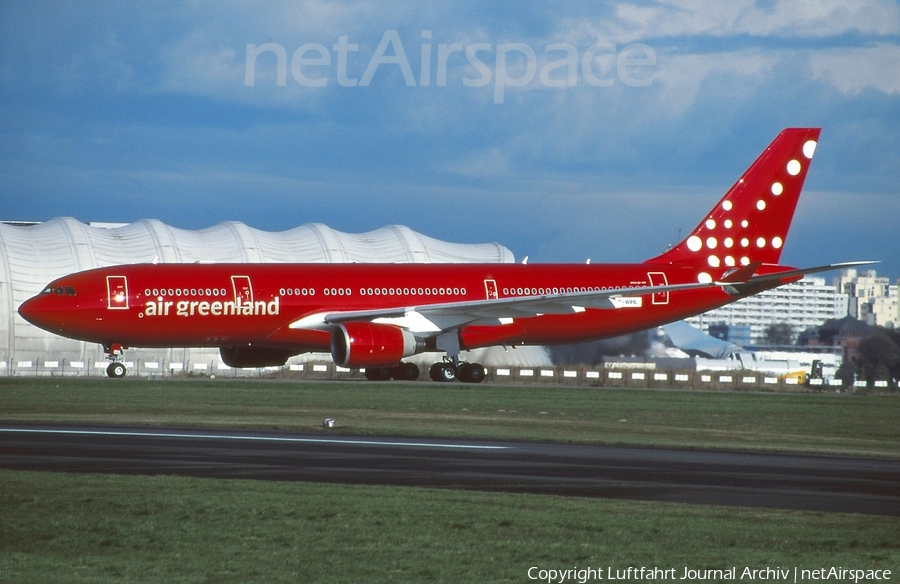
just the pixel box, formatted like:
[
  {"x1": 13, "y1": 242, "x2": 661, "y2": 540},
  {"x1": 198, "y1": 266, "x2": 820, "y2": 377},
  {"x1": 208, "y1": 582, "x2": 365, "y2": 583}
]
[{"x1": 42, "y1": 285, "x2": 76, "y2": 296}]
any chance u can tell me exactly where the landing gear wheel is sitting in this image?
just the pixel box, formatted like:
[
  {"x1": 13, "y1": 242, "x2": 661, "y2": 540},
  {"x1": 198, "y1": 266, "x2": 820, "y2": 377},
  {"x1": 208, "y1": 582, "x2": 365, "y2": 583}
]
[
  {"x1": 391, "y1": 362, "x2": 420, "y2": 381},
  {"x1": 458, "y1": 363, "x2": 486, "y2": 384},
  {"x1": 429, "y1": 362, "x2": 457, "y2": 382},
  {"x1": 106, "y1": 362, "x2": 127, "y2": 378}
]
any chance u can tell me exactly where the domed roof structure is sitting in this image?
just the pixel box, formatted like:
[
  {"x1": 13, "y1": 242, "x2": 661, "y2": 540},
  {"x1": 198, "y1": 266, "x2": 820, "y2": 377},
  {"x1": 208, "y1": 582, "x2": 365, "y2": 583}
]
[{"x1": 0, "y1": 218, "x2": 550, "y2": 376}]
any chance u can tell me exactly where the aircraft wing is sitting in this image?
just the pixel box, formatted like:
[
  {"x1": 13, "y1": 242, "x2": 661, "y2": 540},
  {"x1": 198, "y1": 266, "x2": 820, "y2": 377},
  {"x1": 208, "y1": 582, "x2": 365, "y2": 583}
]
[{"x1": 303, "y1": 280, "x2": 717, "y2": 334}]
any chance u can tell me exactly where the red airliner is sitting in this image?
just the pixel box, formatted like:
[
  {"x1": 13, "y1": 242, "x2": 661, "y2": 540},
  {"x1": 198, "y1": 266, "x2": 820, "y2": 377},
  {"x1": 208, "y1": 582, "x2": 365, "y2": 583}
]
[{"x1": 18, "y1": 128, "x2": 871, "y2": 382}]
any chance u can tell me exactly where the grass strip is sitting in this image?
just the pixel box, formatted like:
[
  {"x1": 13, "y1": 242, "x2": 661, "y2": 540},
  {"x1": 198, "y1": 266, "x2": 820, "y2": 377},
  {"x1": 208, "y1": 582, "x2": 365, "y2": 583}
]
[
  {"x1": 1, "y1": 470, "x2": 898, "y2": 584},
  {"x1": 1, "y1": 378, "x2": 898, "y2": 456}
]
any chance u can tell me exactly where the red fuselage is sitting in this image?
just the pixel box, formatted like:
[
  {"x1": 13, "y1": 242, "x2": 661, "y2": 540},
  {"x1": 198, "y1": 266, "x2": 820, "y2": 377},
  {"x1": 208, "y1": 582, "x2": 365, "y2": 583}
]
[{"x1": 18, "y1": 261, "x2": 757, "y2": 354}]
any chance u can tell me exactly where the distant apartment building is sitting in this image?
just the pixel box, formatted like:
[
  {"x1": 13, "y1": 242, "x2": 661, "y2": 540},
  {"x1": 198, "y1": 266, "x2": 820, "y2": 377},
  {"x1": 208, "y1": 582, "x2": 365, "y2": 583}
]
[
  {"x1": 834, "y1": 269, "x2": 899, "y2": 328},
  {"x1": 686, "y1": 277, "x2": 849, "y2": 344}
]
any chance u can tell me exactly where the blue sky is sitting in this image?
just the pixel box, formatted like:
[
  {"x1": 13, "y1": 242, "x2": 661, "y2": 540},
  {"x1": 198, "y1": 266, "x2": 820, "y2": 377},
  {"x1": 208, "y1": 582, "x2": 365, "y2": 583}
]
[{"x1": 1, "y1": 1, "x2": 898, "y2": 279}]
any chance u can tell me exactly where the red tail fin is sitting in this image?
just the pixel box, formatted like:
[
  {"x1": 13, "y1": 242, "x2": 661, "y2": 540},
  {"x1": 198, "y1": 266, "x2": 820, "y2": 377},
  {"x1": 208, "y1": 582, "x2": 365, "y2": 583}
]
[{"x1": 646, "y1": 128, "x2": 821, "y2": 268}]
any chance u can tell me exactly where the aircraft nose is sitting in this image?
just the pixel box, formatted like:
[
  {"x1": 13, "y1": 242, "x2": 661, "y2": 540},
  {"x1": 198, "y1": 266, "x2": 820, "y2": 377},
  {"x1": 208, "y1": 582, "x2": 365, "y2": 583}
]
[
  {"x1": 18, "y1": 295, "x2": 45, "y2": 327},
  {"x1": 18, "y1": 293, "x2": 58, "y2": 333}
]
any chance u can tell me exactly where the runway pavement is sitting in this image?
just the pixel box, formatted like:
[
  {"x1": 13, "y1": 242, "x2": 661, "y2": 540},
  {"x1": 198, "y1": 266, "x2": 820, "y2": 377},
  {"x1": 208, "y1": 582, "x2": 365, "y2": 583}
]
[{"x1": 1, "y1": 424, "x2": 898, "y2": 515}]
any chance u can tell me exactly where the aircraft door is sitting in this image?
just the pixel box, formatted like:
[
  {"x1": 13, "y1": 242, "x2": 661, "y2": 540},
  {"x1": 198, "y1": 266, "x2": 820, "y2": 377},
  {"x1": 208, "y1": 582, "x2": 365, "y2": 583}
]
[
  {"x1": 232, "y1": 275, "x2": 253, "y2": 305},
  {"x1": 106, "y1": 276, "x2": 129, "y2": 310},
  {"x1": 484, "y1": 279, "x2": 499, "y2": 300},
  {"x1": 647, "y1": 272, "x2": 669, "y2": 305}
]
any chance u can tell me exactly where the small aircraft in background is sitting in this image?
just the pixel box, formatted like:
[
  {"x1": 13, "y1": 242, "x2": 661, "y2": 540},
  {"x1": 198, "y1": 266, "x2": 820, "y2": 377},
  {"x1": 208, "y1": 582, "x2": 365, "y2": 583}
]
[
  {"x1": 660, "y1": 320, "x2": 816, "y2": 384},
  {"x1": 19, "y1": 128, "x2": 873, "y2": 382}
]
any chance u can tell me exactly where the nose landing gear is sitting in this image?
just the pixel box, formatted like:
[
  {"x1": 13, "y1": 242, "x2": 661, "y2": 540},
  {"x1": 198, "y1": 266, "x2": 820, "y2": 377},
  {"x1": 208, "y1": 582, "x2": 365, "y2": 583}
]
[
  {"x1": 104, "y1": 343, "x2": 127, "y2": 378},
  {"x1": 106, "y1": 361, "x2": 127, "y2": 378}
]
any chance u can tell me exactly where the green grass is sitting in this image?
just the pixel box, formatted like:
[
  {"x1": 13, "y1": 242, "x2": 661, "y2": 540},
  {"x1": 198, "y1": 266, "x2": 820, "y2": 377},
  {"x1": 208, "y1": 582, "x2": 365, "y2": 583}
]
[
  {"x1": 1, "y1": 377, "x2": 898, "y2": 456},
  {"x1": 1, "y1": 471, "x2": 898, "y2": 584},
  {"x1": 1, "y1": 378, "x2": 898, "y2": 583}
]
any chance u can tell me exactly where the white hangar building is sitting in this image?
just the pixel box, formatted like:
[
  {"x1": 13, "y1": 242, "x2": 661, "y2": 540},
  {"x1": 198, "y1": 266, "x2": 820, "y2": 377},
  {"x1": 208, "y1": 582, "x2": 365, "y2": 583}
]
[{"x1": 1, "y1": 218, "x2": 549, "y2": 376}]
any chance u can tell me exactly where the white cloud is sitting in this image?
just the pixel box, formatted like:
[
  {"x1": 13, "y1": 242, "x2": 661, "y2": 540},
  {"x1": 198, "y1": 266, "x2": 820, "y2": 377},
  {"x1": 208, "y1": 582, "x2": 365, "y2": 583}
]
[
  {"x1": 141, "y1": 0, "x2": 900, "y2": 119},
  {"x1": 613, "y1": 1, "x2": 752, "y2": 39},
  {"x1": 588, "y1": 0, "x2": 900, "y2": 42},
  {"x1": 737, "y1": 0, "x2": 900, "y2": 37},
  {"x1": 653, "y1": 49, "x2": 779, "y2": 114},
  {"x1": 158, "y1": 31, "x2": 241, "y2": 94},
  {"x1": 179, "y1": 0, "x2": 420, "y2": 40},
  {"x1": 809, "y1": 44, "x2": 900, "y2": 95},
  {"x1": 540, "y1": 0, "x2": 900, "y2": 118}
]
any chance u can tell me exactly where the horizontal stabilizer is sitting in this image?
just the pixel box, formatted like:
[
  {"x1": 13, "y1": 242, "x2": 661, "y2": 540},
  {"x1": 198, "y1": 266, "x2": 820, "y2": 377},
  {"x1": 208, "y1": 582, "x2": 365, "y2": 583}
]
[
  {"x1": 727, "y1": 260, "x2": 878, "y2": 286},
  {"x1": 719, "y1": 262, "x2": 762, "y2": 283}
]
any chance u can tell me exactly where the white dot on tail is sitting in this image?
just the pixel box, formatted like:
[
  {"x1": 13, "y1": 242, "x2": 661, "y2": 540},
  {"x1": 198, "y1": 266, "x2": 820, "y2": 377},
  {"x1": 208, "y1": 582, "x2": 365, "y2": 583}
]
[
  {"x1": 708, "y1": 255, "x2": 721, "y2": 267},
  {"x1": 742, "y1": 220, "x2": 749, "y2": 228},
  {"x1": 772, "y1": 236, "x2": 783, "y2": 249},
  {"x1": 687, "y1": 235, "x2": 703, "y2": 252},
  {"x1": 787, "y1": 159, "x2": 801, "y2": 175},
  {"x1": 724, "y1": 219, "x2": 733, "y2": 228},
  {"x1": 741, "y1": 257, "x2": 750, "y2": 266},
  {"x1": 741, "y1": 238, "x2": 750, "y2": 247},
  {"x1": 725, "y1": 256, "x2": 735, "y2": 266},
  {"x1": 724, "y1": 237, "x2": 734, "y2": 248},
  {"x1": 722, "y1": 200, "x2": 733, "y2": 211},
  {"x1": 698, "y1": 272, "x2": 713, "y2": 284},
  {"x1": 756, "y1": 237, "x2": 766, "y2": 248},
  {"x1": 757, "y1": 200, "x2": 766, "y2": 210},
  {"x1": 803, "y1": 140, "x2": 817, "y2": 159},
  {"x1": 771, "y1": 182, "x2": 783, "y2": 196},
  {"x1": 706, "y1": 237, "x2": 718, "y2": 249},
  {"x1": 705, "y1": 219, "x2": 716, "y2": 230}
]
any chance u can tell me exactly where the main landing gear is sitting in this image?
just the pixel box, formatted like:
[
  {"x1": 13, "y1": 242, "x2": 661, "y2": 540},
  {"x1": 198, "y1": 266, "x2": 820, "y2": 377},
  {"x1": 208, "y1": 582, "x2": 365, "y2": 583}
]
[
  {"x1": 429, "y1": 358, "x2": 485, "y2": 384},
  {"x1": 426, "y1": 332, "x2": 485, "y2": 383},
  {"x1": 365, "y1": 359, "x2": 486, "y2": 383},
  {"x1": 104, "y1": 343, "x2": 127, "y2": 378}
]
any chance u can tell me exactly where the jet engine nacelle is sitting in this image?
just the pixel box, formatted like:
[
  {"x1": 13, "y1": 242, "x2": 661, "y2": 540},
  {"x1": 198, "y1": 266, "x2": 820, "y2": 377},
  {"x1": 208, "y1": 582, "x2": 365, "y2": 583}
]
[
  {"x1": 219, "y1": 346, "x2": 294, "y2": 368},
  {"x1": 331, "y1": 321, "x2": 423, "y2": 367}
]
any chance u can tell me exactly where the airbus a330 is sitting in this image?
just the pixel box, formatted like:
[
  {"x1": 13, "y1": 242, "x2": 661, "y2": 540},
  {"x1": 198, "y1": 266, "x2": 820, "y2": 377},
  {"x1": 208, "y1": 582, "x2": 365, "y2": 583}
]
[{"x1": 18, "y1": 128, "x2": 872, "y2": 382}]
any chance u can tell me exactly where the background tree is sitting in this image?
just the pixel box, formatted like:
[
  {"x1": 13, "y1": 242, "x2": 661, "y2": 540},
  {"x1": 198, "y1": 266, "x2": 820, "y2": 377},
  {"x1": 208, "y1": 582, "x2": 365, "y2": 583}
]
[
  {"x1": 835, "y1": 358, "x2": 858, "y2": 387},
  {"x1": 762, "y1": 322, "x2": 794, "y2": 346},
  {"x1": 550, "y1": 332, "x2": 650, "y2": 365},
  {"x1": 856, "y1": 332, "x2": 900, "y2": 387}
]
